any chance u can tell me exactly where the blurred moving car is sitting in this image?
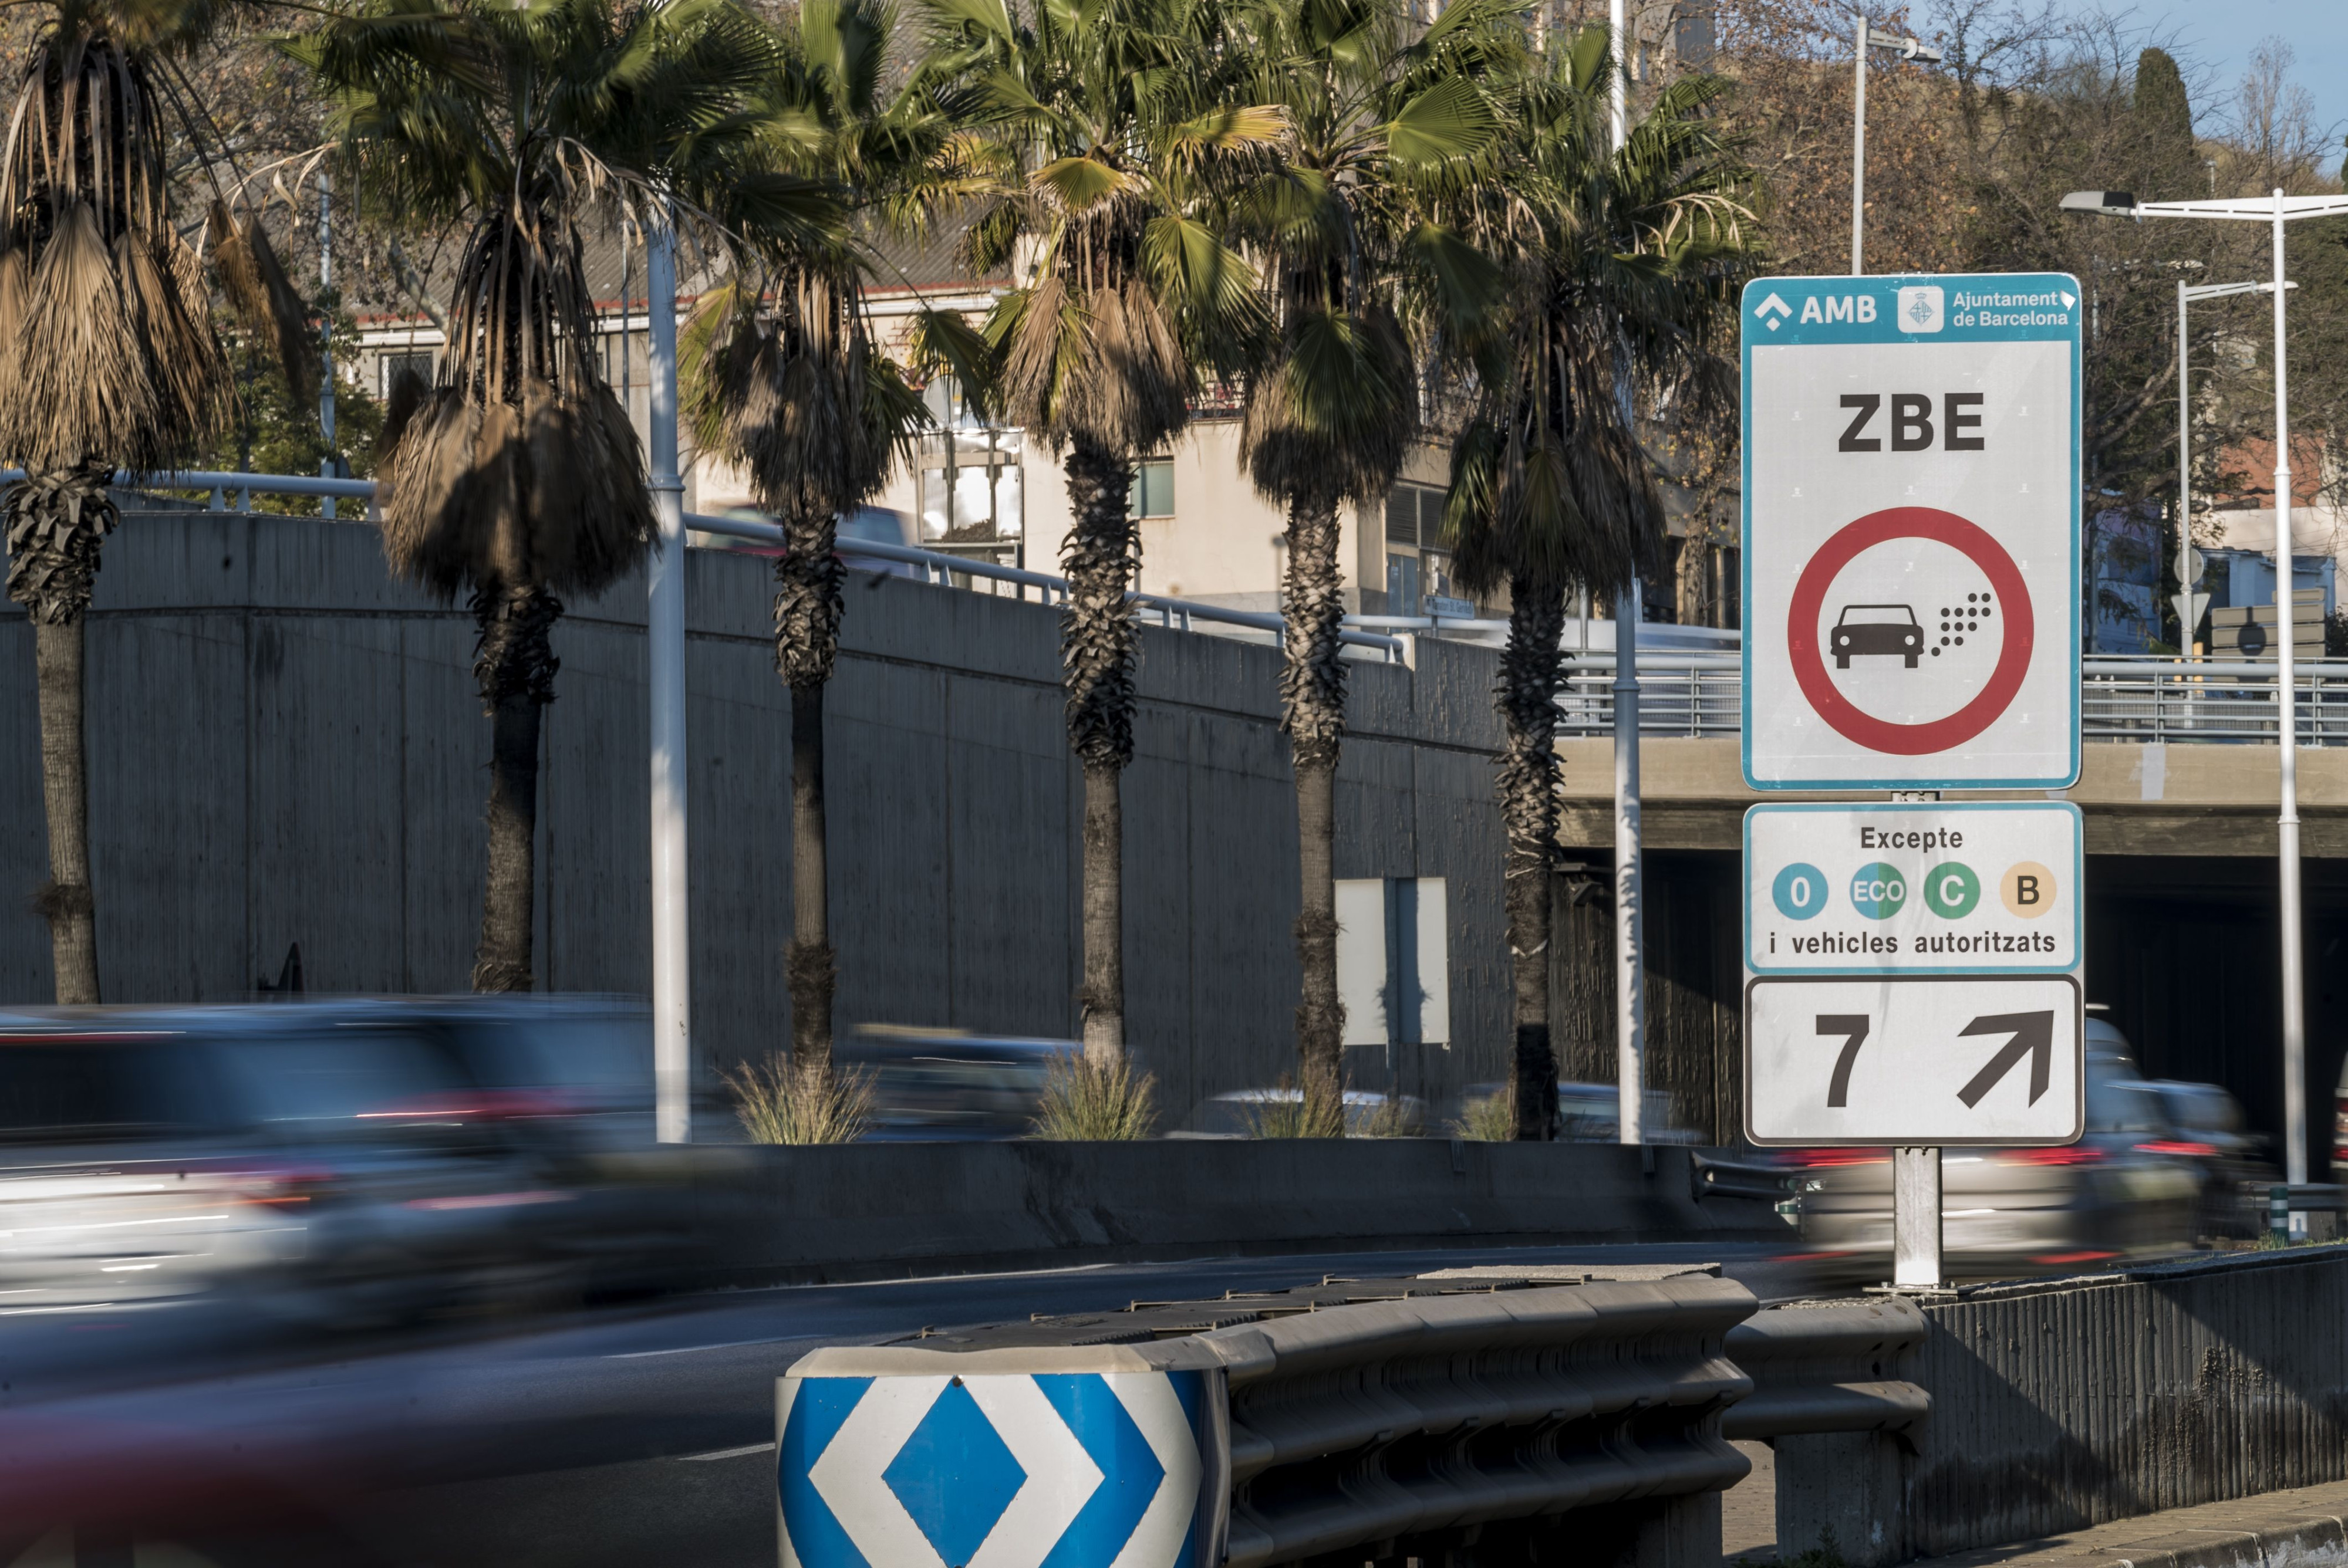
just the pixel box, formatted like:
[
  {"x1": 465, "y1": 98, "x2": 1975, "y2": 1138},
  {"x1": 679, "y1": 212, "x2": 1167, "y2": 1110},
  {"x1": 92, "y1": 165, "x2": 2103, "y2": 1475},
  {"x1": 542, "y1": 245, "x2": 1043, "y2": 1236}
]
[
  {"x1": 1790, "y1": 1019, "x2": 2201, "y2": 1280},
  {"x1": 837, "y1": 1026, "x2": 1064, "y2": 1139},
  {"x1": 1181, "y1": 1086, "x2": 1428, "y2": 1137},
  {"x1": 2141, "y1": 1078, "x2": 2274, "y2": 1240},
  {"x1": 0, "y1": 1007, "x2": 579, "y2": 1320}
]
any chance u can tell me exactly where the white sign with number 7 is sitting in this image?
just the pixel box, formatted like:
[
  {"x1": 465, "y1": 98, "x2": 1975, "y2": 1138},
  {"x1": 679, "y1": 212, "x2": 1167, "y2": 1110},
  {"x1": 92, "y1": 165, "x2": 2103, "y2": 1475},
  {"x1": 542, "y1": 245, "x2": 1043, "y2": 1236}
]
[{"x1": 1744, "y1": 974, "x2": 2084, "y2": 1145}]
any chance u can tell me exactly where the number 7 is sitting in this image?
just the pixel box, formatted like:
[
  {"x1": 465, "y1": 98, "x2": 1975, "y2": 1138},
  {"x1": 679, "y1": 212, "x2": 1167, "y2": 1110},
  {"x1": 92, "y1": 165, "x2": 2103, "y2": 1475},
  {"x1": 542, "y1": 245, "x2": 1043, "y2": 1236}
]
[{"x1": 1819, "y1": 1015, "x2": 1871, "y2": 1107}]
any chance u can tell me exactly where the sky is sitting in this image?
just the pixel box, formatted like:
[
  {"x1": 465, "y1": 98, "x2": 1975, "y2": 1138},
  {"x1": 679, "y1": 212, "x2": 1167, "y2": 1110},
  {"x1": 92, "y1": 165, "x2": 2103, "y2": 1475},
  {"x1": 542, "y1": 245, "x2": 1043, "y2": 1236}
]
[{"x1": 2102, "y1": 0, "x2": 2348, "y2": 173}]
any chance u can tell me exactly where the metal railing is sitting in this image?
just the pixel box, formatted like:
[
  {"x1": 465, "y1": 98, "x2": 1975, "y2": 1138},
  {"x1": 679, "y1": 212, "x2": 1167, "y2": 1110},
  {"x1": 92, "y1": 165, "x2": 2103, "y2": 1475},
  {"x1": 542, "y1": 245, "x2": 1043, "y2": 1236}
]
[
  {"x1": 688, "y1": 508, "x2": 1410, "y2": 663},
  {"x1": 780, "y1": 1270, "x2": 1760, "y2": 1568},
  {"x1": 1722, "y1": 1297, "x2": 1931, "y2": 1442},
  {"x1": 1550, "y1": 653, "x2": 2348, "y2": 745}
]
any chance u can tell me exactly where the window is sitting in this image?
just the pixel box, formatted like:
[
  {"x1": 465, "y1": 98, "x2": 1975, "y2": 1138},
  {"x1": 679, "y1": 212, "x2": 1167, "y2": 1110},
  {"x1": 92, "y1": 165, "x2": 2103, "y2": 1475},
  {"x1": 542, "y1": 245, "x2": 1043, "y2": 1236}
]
[
  {"x1": 1133, "y1": 458, "x2": 1175, "y2": 519},
  {"x1": 379, "y1": 349, "x2": 435, "y2": 398},
  {"x1": 1386, "y1": 482, "x2": 1448, "y2": 547},
  {"x1": 917, "y1": 375, "x2": 1026, "y2": 552}
]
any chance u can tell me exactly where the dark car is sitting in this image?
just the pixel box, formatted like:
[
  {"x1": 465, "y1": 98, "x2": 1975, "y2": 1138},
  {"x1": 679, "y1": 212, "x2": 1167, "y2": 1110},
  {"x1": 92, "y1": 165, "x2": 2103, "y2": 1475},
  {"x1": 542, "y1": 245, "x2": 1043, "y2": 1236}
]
[{"x1": 1831, "y1": 604, "x2": 1924, "y2": 668}]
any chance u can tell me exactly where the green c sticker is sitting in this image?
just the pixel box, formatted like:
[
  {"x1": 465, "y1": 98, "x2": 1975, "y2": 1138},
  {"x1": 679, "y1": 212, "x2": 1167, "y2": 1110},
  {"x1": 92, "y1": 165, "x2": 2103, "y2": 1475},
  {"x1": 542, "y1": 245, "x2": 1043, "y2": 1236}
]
[{"x1": 1924, "y1": 862, "x2": 1981, "y2": 918}]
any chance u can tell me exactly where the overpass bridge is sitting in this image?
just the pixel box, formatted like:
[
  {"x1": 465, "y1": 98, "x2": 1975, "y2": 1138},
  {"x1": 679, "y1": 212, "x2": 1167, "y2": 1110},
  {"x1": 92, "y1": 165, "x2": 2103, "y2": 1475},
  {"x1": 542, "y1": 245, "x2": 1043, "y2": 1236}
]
[{"x1": 1546, "y1": 653, "x2": 2348, "y2": 1165}]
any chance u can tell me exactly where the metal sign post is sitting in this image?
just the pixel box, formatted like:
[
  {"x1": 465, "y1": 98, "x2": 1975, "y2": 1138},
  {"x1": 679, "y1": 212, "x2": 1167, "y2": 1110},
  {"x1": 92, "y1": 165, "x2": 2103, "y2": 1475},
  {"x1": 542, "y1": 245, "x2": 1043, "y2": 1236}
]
[{"x1": 1740, "y1": 274, "x2": 2085, "y2": 1290}]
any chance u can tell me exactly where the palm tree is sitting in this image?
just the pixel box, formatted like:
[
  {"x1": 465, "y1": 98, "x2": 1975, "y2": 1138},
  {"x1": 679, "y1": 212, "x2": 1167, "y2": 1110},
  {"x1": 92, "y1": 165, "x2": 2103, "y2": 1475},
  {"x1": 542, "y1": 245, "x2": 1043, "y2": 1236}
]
[
  {"x1": 0, "y1": 0, "x2": 311, "y2": 1003},
  {"x1": 915, "y1": 0, "x2": 1277, "y2": 1066},
  {"x1": 1440, "y1": 26, "x2": 1754, "y2": 1137},
  {"x1": 298, "y1": 0, "x2": 794, "y2": 991},
  {"x1": 1232, "y1": 0, "x2": 1514, "y2": 1133},
  {"x1": 682, "y1": 0, "x2": 940, "y2": 1088}
]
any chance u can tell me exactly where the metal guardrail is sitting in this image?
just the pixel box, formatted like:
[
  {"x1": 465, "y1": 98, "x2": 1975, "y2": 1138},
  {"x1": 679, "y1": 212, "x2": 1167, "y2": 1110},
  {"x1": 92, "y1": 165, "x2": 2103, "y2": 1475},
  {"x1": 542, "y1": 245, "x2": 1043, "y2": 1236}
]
[
  {"x1": 778, "y1": 1270, "x2": 1757, "y2": 1568},
  {"x1": 688, "y1": 508, "x2": 1410, "y2": 663},
  {"x1": 1723, "y1": 1297, "x2": 1931, "y2": 1442},
  {"x1": 1551, "y1": 653, "x2": 2348, "y2": 745}
]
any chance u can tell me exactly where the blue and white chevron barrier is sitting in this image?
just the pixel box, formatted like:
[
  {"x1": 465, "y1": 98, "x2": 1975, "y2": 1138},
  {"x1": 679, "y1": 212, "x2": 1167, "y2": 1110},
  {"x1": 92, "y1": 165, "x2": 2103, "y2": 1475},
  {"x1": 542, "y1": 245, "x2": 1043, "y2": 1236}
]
[{"x1": 777, "y1": 1348, "x2": 1223, "y2": 1568}]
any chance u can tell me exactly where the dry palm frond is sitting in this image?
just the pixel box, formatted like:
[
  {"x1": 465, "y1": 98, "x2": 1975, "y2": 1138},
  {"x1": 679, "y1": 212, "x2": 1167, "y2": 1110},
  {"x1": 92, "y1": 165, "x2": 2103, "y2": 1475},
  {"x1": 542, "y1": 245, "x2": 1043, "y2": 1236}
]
[
  {"x1": 0, "y1": 27, "x2": 234, "y2": 472},
  {"x1": 723, "y1": 1053, "x2": 875, "y2": 1145},
  {"x1": 379, "y1": 200, "x2": 652, "y2": 603},
  {"x1": 1449, "y1": 1090, "x2": 1515, "y2": 1142},
  {"x1": 9, "y1": 204, "x2": 154, "y2": 472},
  {"x1": 208, "y1": 198, "x2": 316, "y2": 407},
  {"x1": 376, "y1": 364, "x2": 430, "y2": 471},
  {"x1": 683, "y1": 271, "x2": 895, "y2": 522},
  {"x1": 994, "y1": 273, "x2": 1190, "y2": 457},
  {"x1": 1030, "y1": 1052, "x2": 1158, "y2": 1140}
]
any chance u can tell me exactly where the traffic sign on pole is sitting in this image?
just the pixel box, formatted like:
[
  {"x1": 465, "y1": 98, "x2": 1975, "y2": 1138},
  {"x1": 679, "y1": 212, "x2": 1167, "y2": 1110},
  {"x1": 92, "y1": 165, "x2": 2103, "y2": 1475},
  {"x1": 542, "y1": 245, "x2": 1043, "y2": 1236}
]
[
  {"x1": 1745, "y1": 974, "x2": 2084, "y2": 1145},
  {"x1": 1745, "y1": 802, "x2": 2082, "y2": 976},
  {"x1": 1741, "y1": 273, "x2": 2083, "y2": 790}
]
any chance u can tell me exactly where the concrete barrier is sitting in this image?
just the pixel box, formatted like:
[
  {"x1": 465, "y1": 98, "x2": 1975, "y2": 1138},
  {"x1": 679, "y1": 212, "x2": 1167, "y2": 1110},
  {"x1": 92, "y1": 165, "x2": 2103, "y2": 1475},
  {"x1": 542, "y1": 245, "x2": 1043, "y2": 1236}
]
[
  {"x1": 637, "y1": 1138, "x2": 1787, "y2": 1285},
  {"x1": 1772, "y1": 1245, "x2": 2348, "y2": 1564}
]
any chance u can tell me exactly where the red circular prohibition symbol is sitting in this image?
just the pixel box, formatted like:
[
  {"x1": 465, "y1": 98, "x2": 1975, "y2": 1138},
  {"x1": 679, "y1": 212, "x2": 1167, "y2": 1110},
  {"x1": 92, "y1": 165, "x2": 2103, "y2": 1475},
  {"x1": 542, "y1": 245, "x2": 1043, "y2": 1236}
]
[{"x1": 1788, "y1": 506, "x2": 2035, "y2": 755}]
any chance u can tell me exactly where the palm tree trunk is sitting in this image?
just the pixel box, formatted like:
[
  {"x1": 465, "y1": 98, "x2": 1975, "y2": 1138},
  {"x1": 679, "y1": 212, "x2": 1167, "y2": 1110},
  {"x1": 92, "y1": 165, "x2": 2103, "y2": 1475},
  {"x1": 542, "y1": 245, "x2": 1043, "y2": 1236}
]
[
  {"x1": 1281, "y1": 492, "x2": 1348, "y2": 1133},
  {"x1": 6, "y1": 467, "x2": 114, "y2": 1005},
  {"x1": 777, "y1": 502, "x2": 845, "y2": 1078},
  {"x1": 33, "y1": 620, "x2": 97, "y2": 1003},
  {"x1": 1061, "y1": 438, "x2": 1140, "y2": 1065},
  {"x1": 1497, "y1": 576, "x2": 1569, "y2": 1140},
  {"x1": 471, "y1": 584, "x2": 562, "y2": 993}
]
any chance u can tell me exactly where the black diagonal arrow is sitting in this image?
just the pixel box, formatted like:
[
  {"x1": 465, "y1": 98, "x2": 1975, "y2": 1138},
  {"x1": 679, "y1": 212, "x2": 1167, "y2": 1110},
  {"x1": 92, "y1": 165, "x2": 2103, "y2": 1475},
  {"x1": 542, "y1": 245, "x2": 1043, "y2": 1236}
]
[{"x1": 1955, "y1": 1011, "x2": 2055, "y2": 1107}]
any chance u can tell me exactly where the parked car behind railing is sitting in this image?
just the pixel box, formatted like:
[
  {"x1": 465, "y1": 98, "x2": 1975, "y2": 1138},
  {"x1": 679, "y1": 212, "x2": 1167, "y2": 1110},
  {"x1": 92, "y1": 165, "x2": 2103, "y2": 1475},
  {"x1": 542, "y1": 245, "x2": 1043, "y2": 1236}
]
[{"x1": 836, "y1": 1026, "x2": 1065, "y2": 1139}]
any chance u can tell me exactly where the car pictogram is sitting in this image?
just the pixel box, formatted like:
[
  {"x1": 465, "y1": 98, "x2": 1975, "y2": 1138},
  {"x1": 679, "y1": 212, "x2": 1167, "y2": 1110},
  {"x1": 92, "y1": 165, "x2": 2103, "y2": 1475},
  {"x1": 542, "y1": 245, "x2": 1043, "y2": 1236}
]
[{"x1": 1831, "y1": 604, "x2": 1923, "y2": 669}]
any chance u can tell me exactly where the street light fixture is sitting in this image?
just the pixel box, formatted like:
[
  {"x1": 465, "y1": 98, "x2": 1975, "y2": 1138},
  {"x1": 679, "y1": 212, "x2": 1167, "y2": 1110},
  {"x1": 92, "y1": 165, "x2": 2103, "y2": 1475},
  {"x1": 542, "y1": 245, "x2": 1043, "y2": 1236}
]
[
  {"x1": 2176, "y1": 277, "x2": 2295, "y2": 658},
  {"x1": 1851, "y1": 15, "x2": 1943, "y2": 275},
  {"x1": 2065, "y1": 187, "x2": 2348, "y2": 1229}
]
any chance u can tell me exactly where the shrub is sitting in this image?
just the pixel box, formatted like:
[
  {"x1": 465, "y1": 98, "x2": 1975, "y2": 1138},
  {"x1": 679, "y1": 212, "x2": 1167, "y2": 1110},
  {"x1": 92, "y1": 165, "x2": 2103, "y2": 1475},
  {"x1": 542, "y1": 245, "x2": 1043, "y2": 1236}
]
[
  {"x1": 1449, "y1": 1090, "x2": 1516, "y2": 1141},
  {"x1": 722, "y1": 1053, "x2": 875, "y2": 1145},
  {"x1": 1031, "y1": 1052, "x2": 1159, "y2": 1140}
]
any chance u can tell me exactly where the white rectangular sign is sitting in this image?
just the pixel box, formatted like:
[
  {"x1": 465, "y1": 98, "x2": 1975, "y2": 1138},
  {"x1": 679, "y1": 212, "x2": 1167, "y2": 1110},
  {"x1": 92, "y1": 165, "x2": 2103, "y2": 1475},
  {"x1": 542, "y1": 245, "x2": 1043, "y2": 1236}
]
[
  {"x1": 1741, "y1": 273, "x2": 2082, "y2": 789},
  {"x1": 1745, "y1": 975, "x2": 2084, "y2": 1145},
  {"x1": 1745, "y1": 802, "x2": 2081, "y2": 975}
]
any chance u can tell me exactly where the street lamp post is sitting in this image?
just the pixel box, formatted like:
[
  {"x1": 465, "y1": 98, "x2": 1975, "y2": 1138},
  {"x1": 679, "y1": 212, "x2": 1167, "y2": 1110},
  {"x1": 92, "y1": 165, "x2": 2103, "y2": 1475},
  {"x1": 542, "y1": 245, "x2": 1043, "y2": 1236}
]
[
  {"x1": 1850, "y1": 14, "x2": 1941, "y2": 275},
  {"x1": 1610, "y1": 0, "x2": 1644, "y2": 1146},
  {"x1": 2066, "y1": 188, "x2": 2348, "y2": 1228},
  {"x1": 2174, "y1": 276, "x2": 2295, "y2": 657}
]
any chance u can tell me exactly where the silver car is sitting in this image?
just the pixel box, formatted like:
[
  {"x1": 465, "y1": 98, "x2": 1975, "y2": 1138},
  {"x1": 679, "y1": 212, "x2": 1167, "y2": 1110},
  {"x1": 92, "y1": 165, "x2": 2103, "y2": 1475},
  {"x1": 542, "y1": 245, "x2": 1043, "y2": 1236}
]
[{"x1": 1790, "y1": 1020, "x2": 2201, "y2": 1281}]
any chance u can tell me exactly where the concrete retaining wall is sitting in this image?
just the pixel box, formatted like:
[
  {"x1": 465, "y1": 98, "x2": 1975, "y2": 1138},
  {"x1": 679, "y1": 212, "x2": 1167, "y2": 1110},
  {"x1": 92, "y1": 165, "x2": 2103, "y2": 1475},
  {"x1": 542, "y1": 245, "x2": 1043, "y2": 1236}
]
[
  {"x1": 0, "y1": 513, "x2": 1517, "y2": 1123},
  {"x1": 1775, "y1": 1246, "x2": 2348, "y2": 1563},
  {"x1": 657, "y1": 1137, "x2": 1784, "y2": 1284}
]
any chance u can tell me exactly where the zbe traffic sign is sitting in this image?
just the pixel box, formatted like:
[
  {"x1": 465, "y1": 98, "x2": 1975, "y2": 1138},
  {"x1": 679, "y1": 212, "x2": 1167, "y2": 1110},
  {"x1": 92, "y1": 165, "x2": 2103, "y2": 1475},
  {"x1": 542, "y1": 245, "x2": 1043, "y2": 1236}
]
[{"x1": 1741, "y1": 273, "x2": 2083, "y2": 790}]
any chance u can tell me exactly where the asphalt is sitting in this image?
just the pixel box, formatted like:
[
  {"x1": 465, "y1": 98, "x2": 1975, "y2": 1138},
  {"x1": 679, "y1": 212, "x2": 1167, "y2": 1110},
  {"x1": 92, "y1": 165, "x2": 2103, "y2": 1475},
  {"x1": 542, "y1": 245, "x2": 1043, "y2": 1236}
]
[{"x1": 0, "y1": 1239, "x2": 1821, "y2": 1566}]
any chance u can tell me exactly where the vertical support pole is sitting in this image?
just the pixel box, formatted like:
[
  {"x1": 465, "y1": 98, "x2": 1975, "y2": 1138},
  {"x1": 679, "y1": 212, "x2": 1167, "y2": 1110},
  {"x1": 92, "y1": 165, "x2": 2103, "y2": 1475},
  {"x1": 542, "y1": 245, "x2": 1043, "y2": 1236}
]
[
  {"x1": 318, "y1": 173, "x2": 336, "y2": 522},
  {"x1": 1892, "y1": 1145, "x2": 1941, "y2": 1288},
  {"x1": 647, "y1": 206, "x2": 692, "y2": 1145},
  {"x1": 2177, "y1": 280, "x2": 2193, "y2": 657},
  {"x1": 1615, "y1": 592, "x2": 1644, "y2": 1144},
  {"x1": 2272, "y1": 190, "x2": 2307, "y2": 1226},
  {"x1": 1609, "y1": 0, "x2": 1642, "y2": 1147},
  {"x1": 1850, "y1": 15, "x2": 1867, "y2": 276}
]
